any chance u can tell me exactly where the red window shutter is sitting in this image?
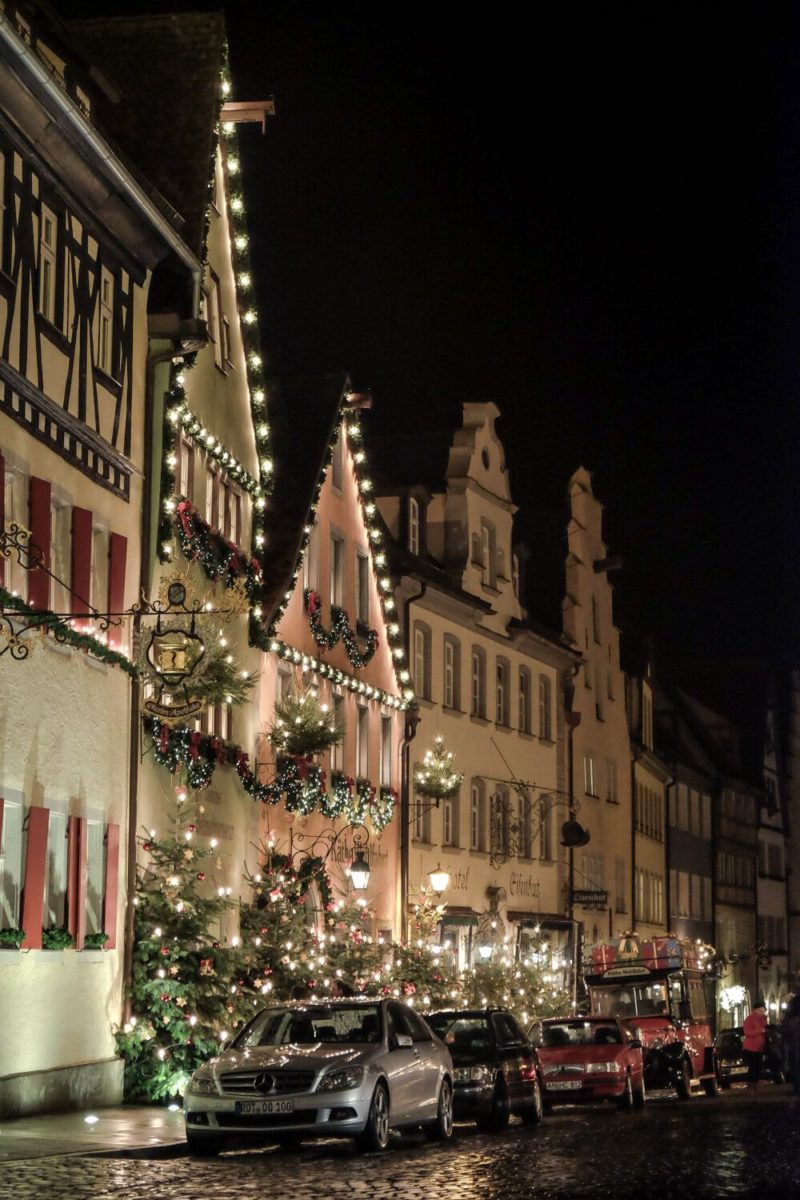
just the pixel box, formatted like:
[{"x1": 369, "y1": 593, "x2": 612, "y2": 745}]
[
  {"x1": 21, "y1": 806, "x2": 49, "y2": 949},
  {"x1": 67, "y1": 815, "x2": 88, "y2": 950},
  {"x1": 28, "y1": 476, "x2": 51, "y2": 609},
  {"x1": 107, "y1": 533, "x2": 127, "y2": 648},
  {"x1": 103, "y1": 822, "x2": 120, "y2": 950},
  {"x1": 71, "y1": 507, "x2": 92, "y2": 620},
  {"x1": 0, "y1": 453, "x2": 5, "y2": 588}
]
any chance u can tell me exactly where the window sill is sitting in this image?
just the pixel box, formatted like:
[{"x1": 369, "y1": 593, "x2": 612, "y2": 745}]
[
  {"x1": 442, "y1": 705, "x2": 466, "y2": 718},
  {"x1": 412, "y1": 837, "x2": 434, "y2": 847},
  {"x1": 442, "y1": 843, "x2": 464, "y2": 855},
  {"x1": 469, "y1": 848, "x2": 489, "y2": 859},
  {"x1": 494, "y1": 721, "x2": 512, "y2": 732},
  {"x1": 585, "y1": 790, "x2": 600, "y2": 800},
  {"x1": 0, "y1": 949, "x2": 23, "y2": 964},
  {"x1": 518, "y1": 730, "x2": 534, "y2": 740},
  {"x1": 606, "y1": 798, "x2": 620, "y2": 805},
  {"x1": 417, "y1": 696, "x2": 436, "y2": 710},
  {"x1": 539, "y1": 736, "x2": 555, "y2": 746},
  {"x1": 470, "y1": 714, "x2": 490, "y2": 726}
]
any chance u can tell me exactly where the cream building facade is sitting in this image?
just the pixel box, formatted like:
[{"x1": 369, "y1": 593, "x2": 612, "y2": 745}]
[{"x1": 376, "y1": 403, "x2": 579, "y2": 970}]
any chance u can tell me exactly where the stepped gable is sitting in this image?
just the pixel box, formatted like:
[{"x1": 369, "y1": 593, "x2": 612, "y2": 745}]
[
  {"x1": 68, "y1": 11, "x2": 225, "y2": 259},
  {"x1": 258, "y1": 371, "x2": 349, "y2": 625}
]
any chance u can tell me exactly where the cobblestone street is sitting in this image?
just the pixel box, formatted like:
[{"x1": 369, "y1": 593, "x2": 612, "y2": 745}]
[{"x1": 2, "y1": 1089, "x2": 800, "y2": 1200}]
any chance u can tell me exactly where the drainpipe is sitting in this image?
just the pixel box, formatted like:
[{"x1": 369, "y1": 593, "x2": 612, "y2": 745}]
[
  {"x1": 631, "y1": 748, "x2": 638, "y2": 936},
  {"x1": 122, "y1": 342, "x2": 184, "y2": 1019},
  {"x1": 399, "y1": 577, "x2": 427, "y2": 938}
]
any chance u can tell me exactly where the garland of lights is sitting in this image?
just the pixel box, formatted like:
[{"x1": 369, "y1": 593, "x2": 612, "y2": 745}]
[
  {"x1": 145, "y1": 719, "x2": 397, "y2": 828},
  {"x1": 256, "y1": 850, "x2": 334, "y2": 917},
  {"x1": 255, "y1": 634, "x2": 406, "y2": 710},
  {"x1": 174, "y1": 499, "x2": 263, "y2": 596},
  {"x1": 304, "y1": 589, "x2": 379, "y2": 668},
  {"x1": 0, "y1": 587, "x2": 138, "y2": 677}
]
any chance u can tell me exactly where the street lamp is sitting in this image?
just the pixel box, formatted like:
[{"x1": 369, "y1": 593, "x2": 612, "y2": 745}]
[
  {"x1": 428, "y1": 863, "x2": 450, "y2": 895},
  {"x1": 349, "y1": 849, "x2": 371, "y2": 891},
  {"x1": 477, "y1": 942, "x2": 493, "y2": 962}
]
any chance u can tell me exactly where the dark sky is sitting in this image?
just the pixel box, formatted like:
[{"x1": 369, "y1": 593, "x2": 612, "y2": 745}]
[{"x1": 63, "y1": 2, "x2": 800, "y2": 659}]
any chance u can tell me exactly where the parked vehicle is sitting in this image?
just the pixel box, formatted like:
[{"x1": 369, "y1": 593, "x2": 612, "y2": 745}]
[
  {"x1": 427, "y1": 1007, "x2": 543, "y2": 1130},
  {"x1": 184, "y1": 998, "x2": 453, "y2": 1155},
  {"x1": 529, "y1": 1016, "x2": 646, "y2": 1110},
  {"x1": 584, "y1": 935, "x2": 718, "y2": 1098},
  {"x1": 715, "y1": 1025, "x2": 786, "y2": 1088}
]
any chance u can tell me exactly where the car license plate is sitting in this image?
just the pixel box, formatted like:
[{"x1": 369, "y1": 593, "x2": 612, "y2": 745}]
[
  {"x1": 234, "y1": 1099, "x2": 295, "y2": 1116},
  {"x1": 730, "y1": 1066, "x2": 748, "y2": 1075},
  {"x1": 547, "y1": 1080, "x2": 582, "y2": 1091}
]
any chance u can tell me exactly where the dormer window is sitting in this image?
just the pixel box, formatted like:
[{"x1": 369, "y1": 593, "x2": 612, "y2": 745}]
[
  {"x1": 480, "y1": 520, "x2": 496, "y2": 587},
  {"x1": 408, "y1": 495, "x2": 420, "y2": 555}
]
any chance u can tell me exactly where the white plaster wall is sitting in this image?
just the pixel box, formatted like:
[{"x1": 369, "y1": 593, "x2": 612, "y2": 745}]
[{"x1": 0, "y1": 641, "x2": 130, "y2": 1076}]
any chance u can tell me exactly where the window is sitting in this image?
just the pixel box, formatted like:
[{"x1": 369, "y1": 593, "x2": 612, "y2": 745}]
[
  {"x1": 221, "y1": 316, "x2": 232, "y2": 368},
  {"x1": 471, "y1": 648, "x2": 486, "y2": 718},
  {"x1": 203, "y1": 702, "x2": 231, "y2": 741},
  {"x1": 642, "y1": 689, "x2": 653, "y2": 749},
  {"x1": 492, "y1": 787, "x2": 510, "y2": 857},
  {"x1": 636, "y1": 867, "x2": 665, "y2": 925},
  {"x1": 591, "y1": 594, "x2": 600, "y2": 643},
  {"x1": 606, "y1": 759, "x2": 618, "y2": 803},
  {"x1": 538, "y1": 796, "x2": 552, "y2": 860},
  {"x1": 677, "y1": 784, "x2": 689, "y2": 831},
  {"x1": 496, "y1": 658, "x2": 510, "y2": 725},
  {"x1": 178, "y1": 437, "x2": 194, "y2": 500},
  {"x1": 330, "y1": 534, "x2": 344, "y2": 607},
  {"x1": 413, "y1": 774, "x2": 431, "y2": 842},
  {"x1": 583, "y1": 853, "x2": 605, "y2": 891},
  {"x1": 50, "y1": 498, "x2": 70, "y2": 613},
  {"x1": 45, "y1": 809, "x2": 68, "y2": 927},
  {"x1": 690, "y1": 873, "x2": 702, "y2": 919},
  {"x1": 413, "y1": 624, "x2": 431, "y2": 700},
  {"x1": 97, "y1": 267, "x2": 114, "y2": 374},
  {"x1": 356, "y1": 705, "x2": 369, "y2": 778},
  {"x1": 90, "y1": 524, "x2": 109, "y2": 614},
  {"x1": 519, "y1": 668, "x2": 532, "y2": 733},
  {"x1": 538, "y1": 675, "x2": 552, "y2": 740},
  {"x1": 331, "y1": 430, "x2": 344, "y2": 490},
  {"x1": 0, "y1": 797, "x2": 23, "y2": 929},
  {"x1": 304, "y1": 523, "x2": 320, "y2": 594},
  {"x1": 39, "y1": 203, "x2": 57, "y2": 324},
  {"x1": 481, "y1": 522, "x2": 492, "y2": 585},
  {"x1": 583, "y1": 752, "x2": 598, "y2": 797},
  {"x1": 276, "y1": 668, "x2": 291, "y2": 703},
  {"x1": 512, "y1": 553, "x2": 520, "y2": 598},
  {"x1": 595, "y1": 668, "x2": 604, "y2": 720},
  {"x1": 443, "y1": 636, "x2": 460, "y2": 710},
  {"x1": 518, "y1": 791, "x2": 532, "y2": 858},
  {"x1": 701, "y1": 794, "x2": 712, "y2": 840},
  {"x1": 86, "y1": 818, "x2": 106, "y2": 936},
  {"x1": 689, "y1": 789, "x2": 701, "y2": 836},
  {"x1": 4, "y1": 465, "x2": 27, "y2": 597},
  {"x1": 380, "y1": 715, "x2": 392, "y2": 787},
  {"x1": 408, "y1": 496, "x2": 420, "y2": 555},
  {"x1": 331, "y1": 693, "x2": 345, "y2": 771},
  {"x1": 356, "y1": 552, "x2": 370, "y2": 625},
  {"x1": 470, "y1": 780, "x2": 485, "y2": 851},
  {"x1": 206, "y1": 270, "x2": 224, "y2": 369},
  {"x1": 442, "y1": 793, "x2": 459, "y2": 847}
]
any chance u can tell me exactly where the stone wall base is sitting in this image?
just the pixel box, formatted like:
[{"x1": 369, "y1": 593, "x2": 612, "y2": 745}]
[{"x1": 0, "y1": 1057, "x2": 123, "y2": 1118}]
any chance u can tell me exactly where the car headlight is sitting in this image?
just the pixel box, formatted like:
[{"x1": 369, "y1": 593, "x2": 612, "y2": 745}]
[
  {"x1": 317, "y1": 1066, "x2": 365, "y2": 1092},
  {"x1": 586, "y1": 1061, "x2": 622, "y2": 1074},
  {"x1": 186, "y1": 1075, "x2": 217, "y2": 1096},
  {"x1": 454, "y1": 1065, "x2": 493, "y2": 1084}
]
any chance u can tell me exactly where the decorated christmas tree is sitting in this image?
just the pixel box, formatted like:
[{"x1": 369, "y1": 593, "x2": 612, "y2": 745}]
[
  {"x1": 323, "y1": 895, "x2": 387, "y2": 995},
  {"x1": 115, "y1": 793, "x2": 242, "y2": 1102},
  {"x1": 413, "y1": 735, "x2": 463, "y2": 801},
  {"x1": 462, "y1": 951, "x2": 572, "y2": 1027},
  {"x1": 268, "y1": 686, "x2": 344, "y2": 759},
  {"x1": 386, "y1": 887, "x2": 461, "y2": 1010}
]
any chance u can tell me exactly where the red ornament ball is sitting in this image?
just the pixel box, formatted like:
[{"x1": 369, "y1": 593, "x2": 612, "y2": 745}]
[{"x1": 196, "y1": 872, "x2": 206, "y2": 881}]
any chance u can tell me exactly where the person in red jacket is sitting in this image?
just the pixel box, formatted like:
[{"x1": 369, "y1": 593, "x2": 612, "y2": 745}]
[{"x1": 742, "y1": 1001, "x2": 768, "y2": 1090}]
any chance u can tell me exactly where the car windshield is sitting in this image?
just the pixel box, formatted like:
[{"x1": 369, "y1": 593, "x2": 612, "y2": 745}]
[
  {"x1": 427, "y1": 1014, "x2": 493, "y2": 1053},
  {"x1": 591, "y1": 982, "x2": 669, "y2": 1018},
  {"x1": 232, "y1": 1004, "x2": 383, "y2": 1049},
  {"x1": 540, "y1": 1021, "x2": 622, "y2": 1048},
  {"x1": 716, "y1": 1031, "x2": 742, "y2": 1053}
]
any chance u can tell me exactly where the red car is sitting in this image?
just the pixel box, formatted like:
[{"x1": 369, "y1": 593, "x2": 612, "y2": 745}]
[{"x1": 529, "y1": 1017, "x2": 646, "y2": 1110}]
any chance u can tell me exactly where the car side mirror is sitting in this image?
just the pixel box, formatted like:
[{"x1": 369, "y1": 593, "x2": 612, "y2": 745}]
[
  {"x1": 393, "y1": 1032, "x2": 413, "y2": 1049},
  {"x1": 628, "y1": 1039, "x2": 642, "y2": 1050}
]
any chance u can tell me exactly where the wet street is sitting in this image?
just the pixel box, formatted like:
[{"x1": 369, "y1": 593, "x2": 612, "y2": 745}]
[{"x1": 1, "y1": 1087, "x2": 799, "y2": 1200}]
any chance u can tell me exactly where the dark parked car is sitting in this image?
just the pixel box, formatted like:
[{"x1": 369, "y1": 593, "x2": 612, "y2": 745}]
[
  {"x1": 715, "y1": 1025, "x2": 786, "y2": 1088},
  {"x1": 427, "y1": 1007, "x2": 543, "y2": 1130}
]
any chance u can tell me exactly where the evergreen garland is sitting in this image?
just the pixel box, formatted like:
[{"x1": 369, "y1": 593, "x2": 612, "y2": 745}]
[
  {"x1": 174, "y1": 500, "x2": 263, "y2": 596},
  {"x1": 304, "y1": 589, "x2": 379, "y2": 669},
  {"x1": 0, "y1": 587, "x2": 137, "y2": 677},
  {"x1": 42, "y1": 926, "x2": 75, "y2": 950},
  {"x1": 0, "y1": 928, "x2": 25, "y2": 948},
  {"x1": 268, "y1": 687, "x2": 344, "y2": 758}
]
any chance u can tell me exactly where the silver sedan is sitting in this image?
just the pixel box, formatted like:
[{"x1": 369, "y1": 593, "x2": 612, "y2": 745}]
[{"x1": 184, "y1": 998, "x2": 454, "y2": 1154}]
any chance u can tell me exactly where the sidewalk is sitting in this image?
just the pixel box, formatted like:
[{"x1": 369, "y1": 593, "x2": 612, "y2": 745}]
[{"x1": 0, "y1": 1105, "x2": 187, "y2": 1162}]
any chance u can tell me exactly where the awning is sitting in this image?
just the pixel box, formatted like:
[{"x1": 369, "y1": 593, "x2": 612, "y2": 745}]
[{"x1": 441, "y1": 907, "x2": 479, "y2": 927}]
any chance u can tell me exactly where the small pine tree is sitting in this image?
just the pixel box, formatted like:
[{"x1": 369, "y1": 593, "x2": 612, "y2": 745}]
[
  {"x1": 323, "y1": 895, "x2": 386, "y2": 995},
  {"x1": 114, "y1": 796, "x2": 240, "y2": 1101},
  {"x1": 268, "y1": 686, "x2": 344, "y2": 758},
  {"x1": 462, "y1": 958, "x2": 572, "y2": 1027}
]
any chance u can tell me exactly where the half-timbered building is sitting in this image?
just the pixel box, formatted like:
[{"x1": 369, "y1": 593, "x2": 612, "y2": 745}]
[{"x1": 0, "y1": 5, "x2": 200, "y2": 1116}]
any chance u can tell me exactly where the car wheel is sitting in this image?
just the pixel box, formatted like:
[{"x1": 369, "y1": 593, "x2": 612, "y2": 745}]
[
  {"x1": 520, "y1": 1075, "x2": 544, "y2": 1125},
  {"x1": 633, "y1": 1075, "x2": 646, "y2": 1109},
  {"x1": 617, "y1": 1073, "x2": 634, "y2": 1111},
  {"x1": 702, "y1": 1067, "x2": 720, "y2": 1097},
  {"x1": 477, "y1": 1078, "x2": 511, "y2": 1132},
  {"x1": 676, "y1": 1059, "x2": 693, "y2": 1100},
  {"x1": 424, "y1": 1078, "x2": 454, "y2": 1142},
  {"x1": 720, "y1": 1079, "x2": 731, "y2": 1089},
  {"x1": 357, "y1": 1081, "x2": 390, "y2": 1152},
  {"x1": 186, "y1": 1133, "x2": 224, "y2": 1156}
]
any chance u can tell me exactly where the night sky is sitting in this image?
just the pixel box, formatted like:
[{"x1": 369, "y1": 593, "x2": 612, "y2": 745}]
[{"x1": 63, "y1": 2, "x2": 800, "y2": 660}]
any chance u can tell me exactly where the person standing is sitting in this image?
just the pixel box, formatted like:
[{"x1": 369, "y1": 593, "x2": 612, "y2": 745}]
[
  {"x1": 781, "y1": 995, "x2": 800, "y2": 1095},
  {"x1": 742, "y1": 1001, "x2": 768, "y2": 1091}
]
